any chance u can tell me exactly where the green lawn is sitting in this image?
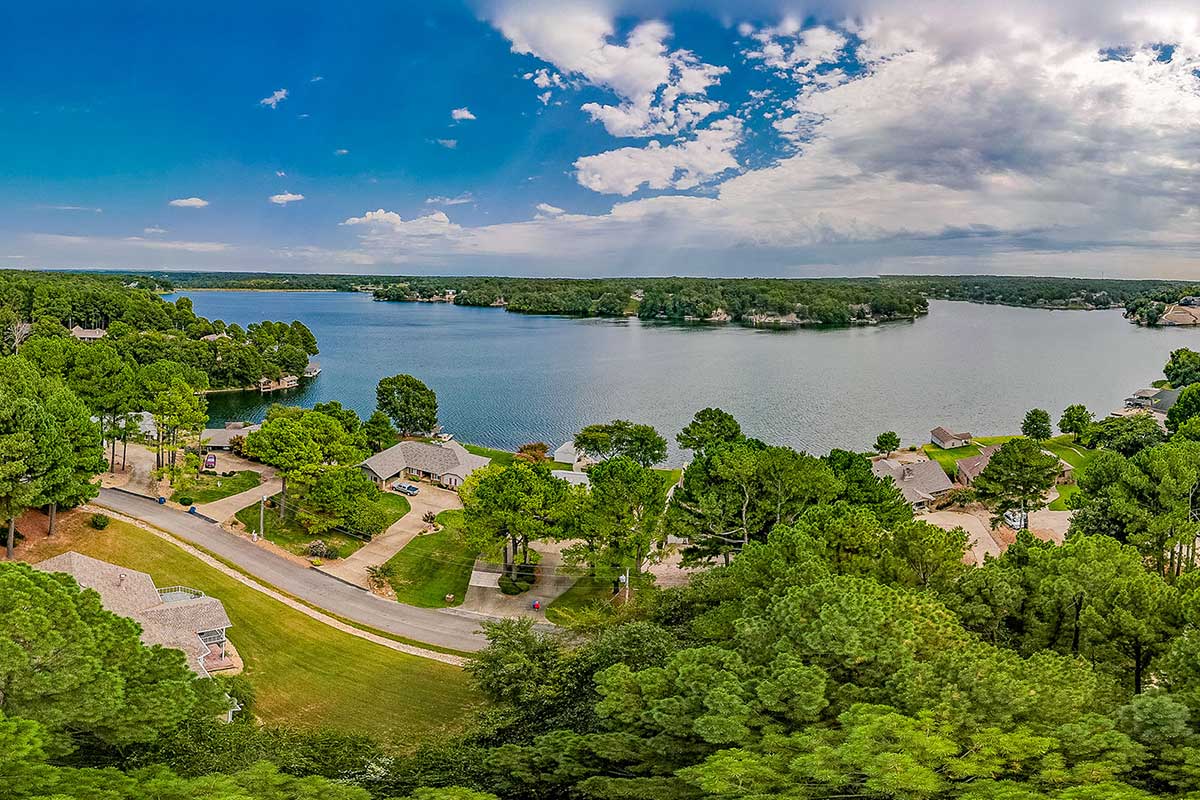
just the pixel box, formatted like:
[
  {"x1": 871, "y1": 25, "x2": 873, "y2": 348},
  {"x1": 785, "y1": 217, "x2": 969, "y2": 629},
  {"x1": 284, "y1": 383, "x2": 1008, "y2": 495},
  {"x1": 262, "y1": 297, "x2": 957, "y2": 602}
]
[
  {"x1": 383, "y1": 510, "x2": 479, "y2": 607},
  {"x1": 545, "y1": 574, "x2": 616, "y2": 626},
  {"x1": 1050, "y1": 482, "x2": 1080, "y2": 511},
  {"x1": 25, "y1": 515, "x2": 481, "y2": 748},
  {"x1": 1042, "y1": 435, "x2": 1097, "y2": 471},
  {"x1": 377, "y1": 491, "x2": 412, "y2": 527},
  {"x1": 171, "y1": 470, "x2": 262, "y2": 505},
  {"x1": 463, "y1": 443, "x2": 572, "y2": 471},
  {"x1": 234, "y1": 494, "x2": 367, "y2": 560},
  {"x1": 922, "y1": 442, "x2": 982, "y2": 478}
]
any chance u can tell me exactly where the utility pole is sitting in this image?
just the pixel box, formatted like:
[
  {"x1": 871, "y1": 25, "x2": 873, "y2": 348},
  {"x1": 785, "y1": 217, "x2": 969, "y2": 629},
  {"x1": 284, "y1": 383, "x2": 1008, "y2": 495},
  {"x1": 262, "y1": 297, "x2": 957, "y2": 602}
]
[{"x1": 255, "y1": 495, "x2": 265, "y2": 542}]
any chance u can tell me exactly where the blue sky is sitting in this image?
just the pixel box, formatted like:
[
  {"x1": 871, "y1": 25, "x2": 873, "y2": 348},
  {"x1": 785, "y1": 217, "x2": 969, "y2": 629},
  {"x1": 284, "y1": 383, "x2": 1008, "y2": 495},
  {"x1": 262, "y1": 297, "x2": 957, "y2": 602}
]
[{"x1": 4, "y1": 1, "x2": 1200, "y2": 277}]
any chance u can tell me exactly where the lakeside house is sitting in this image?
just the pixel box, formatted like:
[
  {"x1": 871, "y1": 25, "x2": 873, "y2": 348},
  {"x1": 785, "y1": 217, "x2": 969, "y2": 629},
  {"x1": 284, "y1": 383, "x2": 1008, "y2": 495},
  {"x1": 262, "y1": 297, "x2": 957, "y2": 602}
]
[
  {"x1": 200, "y1": 332, "x2": 230, "y2": 342},
  {"x1": 930, "y1": 426, "x2": 972, "y2": 449},
  {"x1": 957, "y1": 444, "x2": 1074, "y2": 486},
  {"x1": 257, "y1": 375, "x2": 299, "y2": 392},
  {"x1": 871, "y1": 458, "x2": 953, "y2": 510},
  {"x1": 203, "y1": 421, "x2": 261, "y2": 450},
  {"x1": 955, "y1": 445, "x2": 1002, "y2": 485},
  {"x1": 35, "y1": 552, "x2": 235, "y2": 677},
  {"x1": 551, "y1": 469, "x2": 590, "y2": 487},
  {"x1": 70, "y1": 325, "x2": 107, "y2": 342},
  {"x1": 303, "y1": 361, "x2": 321, "y2": 377},
  {"x1": 360, "y1": 440, "x2": 490, "y2": 489},
  {"x1": 1112, "y1": 387, "x2": 1180, "y2": 430},
  {"x1": 553, "y1": 441, "x2": 594, "y2": 472}
]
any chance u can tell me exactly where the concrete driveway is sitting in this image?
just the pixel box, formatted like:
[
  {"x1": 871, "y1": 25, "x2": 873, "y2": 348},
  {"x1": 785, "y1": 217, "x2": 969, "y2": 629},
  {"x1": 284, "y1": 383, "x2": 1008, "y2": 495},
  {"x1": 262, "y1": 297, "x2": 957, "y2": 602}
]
[
  {"x1": 320, "y1": 484, "x2": 463, "y2": 586},
  {"x1": 920, "y1": 510, "x2": 1003, "y2": 565}
]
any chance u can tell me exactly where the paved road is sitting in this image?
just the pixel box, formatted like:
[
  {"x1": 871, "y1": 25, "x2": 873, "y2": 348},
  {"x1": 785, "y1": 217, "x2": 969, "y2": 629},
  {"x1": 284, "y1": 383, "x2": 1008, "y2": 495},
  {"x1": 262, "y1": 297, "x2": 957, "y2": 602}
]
[{"x1": 95, "y1": 488, "x2": 489, "y2": 652}]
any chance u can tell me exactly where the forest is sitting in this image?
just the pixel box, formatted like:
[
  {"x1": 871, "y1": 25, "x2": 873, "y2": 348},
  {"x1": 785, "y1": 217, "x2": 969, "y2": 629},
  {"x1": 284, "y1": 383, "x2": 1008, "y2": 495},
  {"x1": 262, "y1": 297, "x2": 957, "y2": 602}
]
[{"x1": 0, "y1": 270, "x2": 319, "y2": 390}]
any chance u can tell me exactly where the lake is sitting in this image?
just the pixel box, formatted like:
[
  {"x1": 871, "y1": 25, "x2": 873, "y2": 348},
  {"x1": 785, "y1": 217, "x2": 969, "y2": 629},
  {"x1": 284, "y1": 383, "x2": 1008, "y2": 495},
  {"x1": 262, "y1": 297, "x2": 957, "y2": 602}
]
[{"x1": 174, "y1": 291, "x2": 1197, "y2": 464}]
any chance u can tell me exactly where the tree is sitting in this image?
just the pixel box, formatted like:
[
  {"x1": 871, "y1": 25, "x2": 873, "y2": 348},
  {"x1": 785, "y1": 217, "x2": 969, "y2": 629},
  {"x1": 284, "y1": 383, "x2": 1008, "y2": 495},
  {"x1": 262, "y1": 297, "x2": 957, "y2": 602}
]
[
  {"x1": 0, "y1": 562, "x2": 204, "y2": 753},
  {"x1": 1167, "y1": 384, "x2": 1200, "y2": 433},
  {"x1": 244, "y1": 414, "x2": 321, "y2": 519},
  {"x1": 873, "y1": 431, "x2": 900, "y2": 456},
  {"x1": 0, "y1": 358, "x2": 65, "y2": 558},
  {"x1": 575, "y1": 419, "x2": 667, "y2": 466},
  {"x1": 293, "y1": 464, "x2": 383, "y2": 536},
  {"x1": 376, "y1": 374, "x2": 438, "y2": 437},
  {"x1": 461, "y1": 462, "x2": 572, "y2": 577},
  {"x1": 149, "y1": 377, "x2": 207, "y2": 476},
  {"x1": 570, "y1": 456, "x2": 668, "y2": 595},
  {"x1": 1165, "y1": 347, "x2": 1200, "y2": 389},
  {"x1": 1022, "y1": 408, "x2": 1053, "y2": 442},
  {"x1": 36, "y1": 380, "x2": 105, "y2": 536},
  {"x1": 515, "y1": 441, "x2": 549, "y2": 463},
  {"x1": 973, "y1": 438, "x2": 1060, "y2": 527},
  {"x1": 677, "y1": 408, "x2": 742, "y2": 455},
  {"x1": 1059, "y1": 403, "x2": 1094, "y2": 438},
  {"x1": 362, "y1": 410, "x2": 396, "y2": 452},
  {"x1": 1082, "y1": 413, "x2": 1165, "y2": 457}
]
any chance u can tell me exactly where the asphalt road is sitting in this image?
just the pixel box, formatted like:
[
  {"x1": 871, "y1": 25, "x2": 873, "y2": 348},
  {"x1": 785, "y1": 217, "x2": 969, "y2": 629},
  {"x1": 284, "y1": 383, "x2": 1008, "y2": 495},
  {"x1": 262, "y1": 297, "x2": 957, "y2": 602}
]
[{"x1": 95, "y1": 487, "x2": 489, "y2": 652}]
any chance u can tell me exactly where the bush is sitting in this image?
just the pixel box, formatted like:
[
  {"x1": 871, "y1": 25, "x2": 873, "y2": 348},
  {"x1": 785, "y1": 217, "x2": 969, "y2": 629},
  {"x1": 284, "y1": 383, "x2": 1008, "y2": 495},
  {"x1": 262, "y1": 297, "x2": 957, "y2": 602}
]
[
  {"x1": 177, "y1": 496, "x2": 194, "y2": 507},
  {"x1": 306, "y1": 540, "x2": 334, "y2": 559},
  {"x1": 515, "y1": 562, "x2": 537, "y2": 584},
  {"x1": 346, "y1": 503, "x2": 387, "y2": 539},
  {"x1": 216, "y1": 674, "x2": 256, "y2": 719},
  {"x1": 90, "y1": 513, "x2": 110, "y2": 530},
  {"x1": 422, "y1": 511, "x2": 437, "y2": 524},
  {"x1": 201, "y1": 469, "x2": 218, "y2": 476}
]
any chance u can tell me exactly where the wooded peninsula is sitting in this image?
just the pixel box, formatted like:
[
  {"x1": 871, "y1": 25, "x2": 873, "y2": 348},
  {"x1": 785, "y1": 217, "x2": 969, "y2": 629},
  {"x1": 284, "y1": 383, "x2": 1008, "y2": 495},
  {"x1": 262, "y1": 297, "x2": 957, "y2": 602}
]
[{"x1": 131, "y1": 270, "x2": 1200, "y2": 328}]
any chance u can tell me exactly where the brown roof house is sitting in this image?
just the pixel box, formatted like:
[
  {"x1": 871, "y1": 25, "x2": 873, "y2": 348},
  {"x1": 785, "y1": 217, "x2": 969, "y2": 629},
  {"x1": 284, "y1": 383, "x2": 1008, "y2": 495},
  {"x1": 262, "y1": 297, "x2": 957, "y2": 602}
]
[
  {"x1": 956, "y1": 445, "x2": 1002, "y2": 485},
  {"x1": 361, "y1": 440, "x2": 491, "y2": 489},
  {"x1": 35, "y1": 551, "x2": 234, "y2": 677},
  {"x1": 930, "y1": 426, "x2": 972, "y2": 449},
  {"x1": 70, "y1": 325, "x2": 107, "y2": 342},
  {"x1": 871, "y1": 458, "x2": 953, "y2": 509}
]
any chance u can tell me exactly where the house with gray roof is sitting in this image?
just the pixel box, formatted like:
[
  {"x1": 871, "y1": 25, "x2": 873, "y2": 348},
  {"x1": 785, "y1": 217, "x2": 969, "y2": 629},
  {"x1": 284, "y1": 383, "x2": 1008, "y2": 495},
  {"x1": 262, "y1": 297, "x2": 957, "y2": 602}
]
[
  {"x1": 1113, "y1": 387, "x2": 1181, "y2": 431},
  {"x1": 930, "y1": 426, "x2": 972, "y2": 449},
  {"x1": 360, "y1": 440, "x2": 490, "y2": 489},
  {"x1": 35, "y1": 551, "x2": 234, "y2": 677},
  {"x1": 871, "y1": 458, "x2": 953, "y2": 509},
  {"x1": 202, "y1": 421, "x2": 261, "y2": 450},
  {"x1": 956, "y1": 445, "x2": 1002, "y2": 485},
  {"x1": 70, "y1": 325, "x2": 107, "y2": 342}
]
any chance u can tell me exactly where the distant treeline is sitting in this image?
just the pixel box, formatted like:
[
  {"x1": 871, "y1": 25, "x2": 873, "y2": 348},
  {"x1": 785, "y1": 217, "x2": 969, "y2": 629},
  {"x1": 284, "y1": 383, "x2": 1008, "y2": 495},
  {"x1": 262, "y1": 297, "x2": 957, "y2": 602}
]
[
  {"x1": 0, "y1": 270, "x2": 318, "y2": 389},
  {"x1": 374, "y1": 277, "x2": 929, "y2": 327},
  {"x1": 50, "y1": 270, "x2": 1200, "y2": 327}
]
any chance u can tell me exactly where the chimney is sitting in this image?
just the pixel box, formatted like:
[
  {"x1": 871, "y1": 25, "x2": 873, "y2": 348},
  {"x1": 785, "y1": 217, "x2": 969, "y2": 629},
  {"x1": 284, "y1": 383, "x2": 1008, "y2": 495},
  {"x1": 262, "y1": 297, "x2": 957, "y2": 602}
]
[{"x1": 902, "y1": 466, "x2": 913, "y2": 480}]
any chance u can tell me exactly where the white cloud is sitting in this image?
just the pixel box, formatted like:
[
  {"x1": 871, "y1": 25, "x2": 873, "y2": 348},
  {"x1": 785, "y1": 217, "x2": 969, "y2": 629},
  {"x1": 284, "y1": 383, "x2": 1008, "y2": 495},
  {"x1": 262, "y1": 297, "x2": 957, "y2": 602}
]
[
  {"x1": 143, "y1": 226, "x2": 167, "y2": 234},
  {"x1": 275, "y1": 170, "x2": 287, "y2": 177},
  {"x1": 41, "y1": 204, "x2": 102, "y2": 213},
  {"x1": 259, "y1": 88, "x2": 288, "y2": 108},
  {"x1": 269, "y1": 192, "x2": 305, "y2": 205},
  {"x1": 436, "y1": 139, "x2": 458, "y2": 149},
  {"x1": 491, "y1": 5, "x2": 727, "y2": 136},
  {"x1": 451, "y1": 107, "x2": 477, "y2": 121},
  {"x1": 334, "y1": 148, "x2": 349, "y2": 155},
  {"x1": 168, "y1": 197, "x2": 209, "y2": 208},
  {"x1": 574, "y1": 117, "x2": 744, "y2": 195},
  {"x1": 310, "y1": 75, "x2": 324, "y2": 82},
  {"x1": 535, "y1": 202, "x2": 565, "y2": 216},
  {"x1": 32, "y1": 233, "x2": 229, "y2": 253},
  {"x1": 425, "y1": 193, "x2": 475, "y2": 206}
]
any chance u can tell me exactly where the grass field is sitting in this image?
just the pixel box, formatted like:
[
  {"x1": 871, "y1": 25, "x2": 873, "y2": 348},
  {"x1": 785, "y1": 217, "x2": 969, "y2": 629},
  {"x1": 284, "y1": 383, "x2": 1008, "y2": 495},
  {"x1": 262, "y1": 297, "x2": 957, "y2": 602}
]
[
  {"x1": 384, "y1": 510, "x2": 479, "y2": 607},
  {"x1": 234, "y1": 490, "x2": 409, "y2": 560},
  {"x1": 171, "y1": 470, "x2": 262, "y2": 505},
  {"x1": 923, "y1": 434, "x2": 1095, "y2": 480},
  {"x1": 463, "y1": 443, "x2": 572, "y2": 471},
  {"x1": 1049, "y1": 482, "x2": 1080, "y2": 511},
  {"x1": 21, "y1": 514, "x2": 481, "y2": 747},
  {"x1": 545, "y1": 574, "x2": 616, "y2": 626}
]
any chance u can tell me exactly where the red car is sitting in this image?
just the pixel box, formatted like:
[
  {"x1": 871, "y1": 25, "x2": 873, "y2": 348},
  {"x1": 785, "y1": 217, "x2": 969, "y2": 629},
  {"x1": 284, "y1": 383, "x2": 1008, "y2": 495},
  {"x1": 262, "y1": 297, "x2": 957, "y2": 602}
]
[{"x1": 204, "y1": 454, "x2": 217, "y2": 470}]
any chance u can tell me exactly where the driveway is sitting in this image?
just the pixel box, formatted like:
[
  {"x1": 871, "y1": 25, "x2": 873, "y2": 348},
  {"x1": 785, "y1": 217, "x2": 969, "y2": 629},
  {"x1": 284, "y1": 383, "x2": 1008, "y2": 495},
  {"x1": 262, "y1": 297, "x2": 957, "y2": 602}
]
[
  {"x1": 321, "y1": 485, "x2": 463, "y2": 586},
  {"x1": 920, "y1": 510, "x2": 1003, "y2": 565},
  {"x1": 196, "y1": 474, "x2": 282, "y2": 522},
  {"x1": 93, "y1": 488, "x2": 489, "y2": 652}
]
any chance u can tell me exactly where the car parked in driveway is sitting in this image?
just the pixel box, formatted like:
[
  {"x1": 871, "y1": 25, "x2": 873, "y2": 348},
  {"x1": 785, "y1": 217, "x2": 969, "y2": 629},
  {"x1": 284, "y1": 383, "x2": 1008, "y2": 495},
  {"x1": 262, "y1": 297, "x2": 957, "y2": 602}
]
[
  {"x1": 391, "y1": 482, "x2": 420, "y2": 496},
  {"x1": 204, "y1": 454, "x2": 217, "y2": 470}
]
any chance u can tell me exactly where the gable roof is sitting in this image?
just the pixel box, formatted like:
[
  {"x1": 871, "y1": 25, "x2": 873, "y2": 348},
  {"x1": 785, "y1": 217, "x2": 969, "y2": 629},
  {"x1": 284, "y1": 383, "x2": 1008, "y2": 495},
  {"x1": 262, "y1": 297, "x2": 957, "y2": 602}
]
[
  {"x1": 956, "y1": 445, "x2": 1001, "y2": 484},
  {"x1": 361, "y1": 439, "x2": 490, "y2": 480},
  {"x1": 35, "y1": 551, "x2": 231, "y2": 675},
  {"x1": 871, "y1": 458, "x2": 953, "y2": 504},
  {"x1": 931, "y1": 426, "x2": 971, "y2": 441}
]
